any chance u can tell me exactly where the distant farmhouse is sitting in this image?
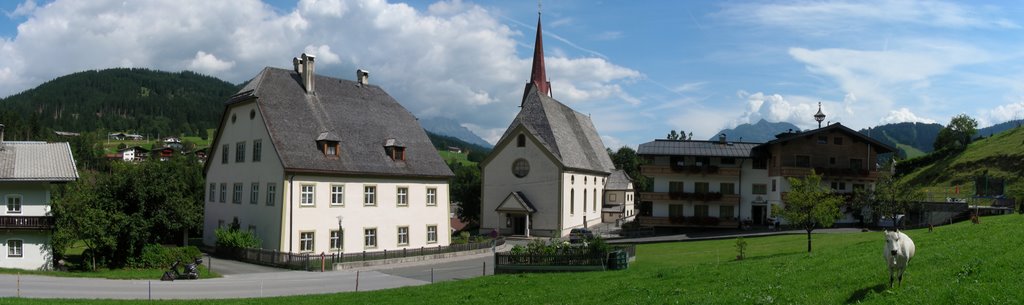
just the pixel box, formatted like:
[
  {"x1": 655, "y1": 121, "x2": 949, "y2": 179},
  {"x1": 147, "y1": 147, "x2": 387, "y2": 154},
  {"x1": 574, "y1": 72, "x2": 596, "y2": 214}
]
[
  {"x1": 204, "y1": 54, "x2": 453, "y2": 254},
  {"x1": 637, "y1": 105, "x2": 895, "y2": 228},
  {"x1": 0, "y1": 124, "x2": 79, "y2": 270},
  {"x1": 480, "y1": 14, "x2": 634, "y2": 238}
]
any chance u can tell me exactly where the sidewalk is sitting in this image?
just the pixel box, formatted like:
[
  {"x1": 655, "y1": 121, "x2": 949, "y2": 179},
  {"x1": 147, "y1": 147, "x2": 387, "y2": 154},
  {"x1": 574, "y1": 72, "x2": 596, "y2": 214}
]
[{"x1": 608, "y1": 227, "x2": 865, "y2": 244}]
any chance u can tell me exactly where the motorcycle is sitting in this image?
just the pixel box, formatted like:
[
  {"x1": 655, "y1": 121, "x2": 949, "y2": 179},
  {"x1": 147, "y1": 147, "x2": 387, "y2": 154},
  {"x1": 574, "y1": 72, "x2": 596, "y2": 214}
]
[{"x1": 160, "y1": 257, "x2": 203, "y2": 281}]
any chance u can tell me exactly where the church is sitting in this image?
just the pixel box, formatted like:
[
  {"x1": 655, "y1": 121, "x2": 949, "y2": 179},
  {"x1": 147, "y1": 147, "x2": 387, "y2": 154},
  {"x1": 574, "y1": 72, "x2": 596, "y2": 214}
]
[{"x1": 480, "y1": 13, "x2": 627, "y2": 237}]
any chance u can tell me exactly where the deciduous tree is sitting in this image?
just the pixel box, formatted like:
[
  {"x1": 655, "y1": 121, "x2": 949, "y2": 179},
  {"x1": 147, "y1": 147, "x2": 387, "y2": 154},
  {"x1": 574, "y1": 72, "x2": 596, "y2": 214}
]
[{"x1": 771, "y1": 170, "x2": 843, "y2": 253}]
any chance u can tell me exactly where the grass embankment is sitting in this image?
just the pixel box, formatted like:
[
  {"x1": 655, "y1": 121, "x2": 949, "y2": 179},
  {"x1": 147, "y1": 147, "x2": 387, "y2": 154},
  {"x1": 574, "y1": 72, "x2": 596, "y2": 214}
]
[
  {"x1": 4, "y1": 214, "x2": 1022, "y2": 304},
  {"x1": 0, "y1": 265, "x2": 218, "y2": 280},
  {"x1": 902, "y1": 126, "x2": 1024, "y2": 202}
]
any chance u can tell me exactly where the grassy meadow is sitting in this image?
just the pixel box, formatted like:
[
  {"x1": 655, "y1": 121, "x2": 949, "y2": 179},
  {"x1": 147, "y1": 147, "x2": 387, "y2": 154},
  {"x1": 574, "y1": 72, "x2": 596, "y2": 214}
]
[{"x1": 4, "y1": 214, "x2": 1022, "y2": 304}]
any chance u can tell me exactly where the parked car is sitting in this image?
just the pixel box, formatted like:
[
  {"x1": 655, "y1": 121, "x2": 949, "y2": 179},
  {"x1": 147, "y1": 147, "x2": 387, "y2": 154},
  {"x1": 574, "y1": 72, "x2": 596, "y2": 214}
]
[{"x1": 569, "y1": 228, "x2": 595, "y2": 244}]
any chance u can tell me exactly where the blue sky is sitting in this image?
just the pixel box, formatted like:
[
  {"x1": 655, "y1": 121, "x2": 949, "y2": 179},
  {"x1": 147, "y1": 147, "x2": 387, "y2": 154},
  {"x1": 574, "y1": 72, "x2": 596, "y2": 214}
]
[{"x1": 2, "y1": 1, "x2": 1024, "y2": 149}]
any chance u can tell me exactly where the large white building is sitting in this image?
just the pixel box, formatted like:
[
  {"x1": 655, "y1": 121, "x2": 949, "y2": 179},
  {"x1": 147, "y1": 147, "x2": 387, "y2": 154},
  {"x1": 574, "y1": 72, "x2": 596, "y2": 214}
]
[
  {"x1": 203, "y1": 54, "x2": 454, "y2": 254},
  {"x1": 0, "y1": 125, "x2": 79, "y2": 270},
  {"x1": 480, "y1": 14, "x2": 627, "y2": 238}
]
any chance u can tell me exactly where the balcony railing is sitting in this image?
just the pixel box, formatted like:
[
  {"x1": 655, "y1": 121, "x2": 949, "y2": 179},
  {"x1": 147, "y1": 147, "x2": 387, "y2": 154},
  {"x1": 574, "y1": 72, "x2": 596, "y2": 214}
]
[
  {"x1": 640, "y1": 165, "x2": 741, "y2": 177},
  {"x1": 0, "y1": 216, "x2": 54, "y2": 229},
  {"x1": 639, "y1": 192, "x2": 741, "y2": 204},
  {"x1": 775, "y1": 166, "x2": 880, "y2": 179},
  {"x1": 636, "y1": 216, "x2": 739, "y2": 228}
]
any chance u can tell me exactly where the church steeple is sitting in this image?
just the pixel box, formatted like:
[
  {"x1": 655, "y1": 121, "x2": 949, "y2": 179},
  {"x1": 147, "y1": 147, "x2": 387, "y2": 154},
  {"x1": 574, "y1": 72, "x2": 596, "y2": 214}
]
[{"x1": 528, "y1": 12, "x2": 552, "y2": 98}]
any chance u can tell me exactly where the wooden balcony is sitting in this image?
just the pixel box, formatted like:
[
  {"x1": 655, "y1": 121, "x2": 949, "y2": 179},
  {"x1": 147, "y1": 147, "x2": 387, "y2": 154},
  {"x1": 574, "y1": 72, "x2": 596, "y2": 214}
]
[
  {"x1": 0, "y1": 216, "x2": 54, "y2": 230},
  {"x1": 639, "y1": 192, "x2": 740, "y2": 205},
  {"x1": 640, "y1": 165, "x2": 741, "y2": 177},
  {"x1": 775, "y1": 166, "x2": 880, "y2": 179},
  {"x1": 636, "y1": 216, "x2": 739, "y2": 229}
]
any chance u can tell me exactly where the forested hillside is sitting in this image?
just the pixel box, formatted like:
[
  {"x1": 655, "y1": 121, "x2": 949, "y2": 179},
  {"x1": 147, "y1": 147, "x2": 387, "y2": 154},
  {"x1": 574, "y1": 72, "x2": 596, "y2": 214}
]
[
  {"x1": 859, "y1": 122, "x2": 943, "y2": 159},
  {"x1": 0, "y1": 68, "x2": 238, "y2": 140}
]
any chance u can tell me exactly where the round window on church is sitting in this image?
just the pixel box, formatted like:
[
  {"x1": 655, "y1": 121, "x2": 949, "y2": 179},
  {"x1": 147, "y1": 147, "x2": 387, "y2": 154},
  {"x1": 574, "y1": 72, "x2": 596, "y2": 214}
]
[{"x1": 512, "y1": 159, "x2": 530, "y2": 178}]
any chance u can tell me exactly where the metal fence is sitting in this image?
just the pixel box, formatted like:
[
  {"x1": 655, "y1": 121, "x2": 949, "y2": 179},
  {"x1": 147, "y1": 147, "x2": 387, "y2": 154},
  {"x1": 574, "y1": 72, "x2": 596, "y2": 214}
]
[
  {"x1": 220, "y1": 239, "x2": 505, "y2": 271},
  {"x1": 494, "y1": 244, "x2": 636, "y2": 271}
]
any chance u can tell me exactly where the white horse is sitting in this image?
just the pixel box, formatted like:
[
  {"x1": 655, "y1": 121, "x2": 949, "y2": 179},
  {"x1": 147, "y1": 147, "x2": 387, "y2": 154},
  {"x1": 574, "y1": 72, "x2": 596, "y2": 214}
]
[{"x1": 883, "y1": 230, "x2": 916, "y2": 288}]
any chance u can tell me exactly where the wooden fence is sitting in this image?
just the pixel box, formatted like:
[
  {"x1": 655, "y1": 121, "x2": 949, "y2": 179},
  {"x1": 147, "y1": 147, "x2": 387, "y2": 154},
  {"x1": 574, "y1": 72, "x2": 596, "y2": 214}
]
[{"x1": 220, "y1": 239, "x2": 504, "y2": 271}]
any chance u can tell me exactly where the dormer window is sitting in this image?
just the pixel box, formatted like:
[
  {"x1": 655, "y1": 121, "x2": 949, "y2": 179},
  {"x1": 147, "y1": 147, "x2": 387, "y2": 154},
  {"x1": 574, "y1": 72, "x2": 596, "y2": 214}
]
[
  {"x1": 317, "y1": 130, "x2": 341, "y2": 158},
  {"x1": 384, "y1": 138, "x2": 405, "y2": 161}
]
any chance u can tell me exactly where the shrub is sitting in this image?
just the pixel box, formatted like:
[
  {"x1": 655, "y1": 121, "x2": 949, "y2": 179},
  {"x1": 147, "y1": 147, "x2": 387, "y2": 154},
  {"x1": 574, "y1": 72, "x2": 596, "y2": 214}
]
[
  {"x1": 215, "y1": 228, "x2": 261, "y2": 250},
  {"x1": 735, "y1": 237, "x2": 748, "y2": 260},
  {"x1": 128, "y1": 244, "x2": 202, "y2": 269}
]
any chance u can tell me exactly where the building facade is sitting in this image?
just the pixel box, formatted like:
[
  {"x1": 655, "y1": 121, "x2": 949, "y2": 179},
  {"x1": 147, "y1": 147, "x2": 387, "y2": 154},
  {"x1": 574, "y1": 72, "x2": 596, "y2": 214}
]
[
  {"x1": 203, "y1": 54, "x2": 454, "y2": 254},
  {"x1": 602, "y1": 170, "x2": 636, "y2": 223},
  {"x1": 480, "y1": 14, "x2": 624, "y2": 238},
  {"x1": 0, "y1": 127, "x2": 79, "y2": 270},
  {"x1": 637, "y1": 123, "x2": 894, "y2": 228}
]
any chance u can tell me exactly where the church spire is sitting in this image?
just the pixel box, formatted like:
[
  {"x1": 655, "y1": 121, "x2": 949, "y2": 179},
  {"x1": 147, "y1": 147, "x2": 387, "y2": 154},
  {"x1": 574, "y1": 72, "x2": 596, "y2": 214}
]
[{"x1": 528, "y1": 11, "x2": 552, "y2": 98}]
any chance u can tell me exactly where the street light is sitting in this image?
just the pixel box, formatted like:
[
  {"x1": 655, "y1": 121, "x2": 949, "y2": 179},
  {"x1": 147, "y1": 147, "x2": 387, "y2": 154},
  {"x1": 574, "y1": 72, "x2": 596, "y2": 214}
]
[{"x1": 336, "y1": 215, "x2": 344, "y2": 253}]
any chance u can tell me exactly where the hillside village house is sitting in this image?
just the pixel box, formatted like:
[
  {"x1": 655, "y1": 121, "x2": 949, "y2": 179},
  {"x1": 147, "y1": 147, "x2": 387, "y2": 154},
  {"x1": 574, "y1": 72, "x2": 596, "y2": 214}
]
[
  {"x1": 204, "y1": 54, "x2": 454, "y2": 254},
  {"x1": 602, "y1": 170, "x2": 636, "y2": 223},
  {"x1": 637, "y1": 108, "x2": 895, "y2": 228},
  {"x1": 0, "y1": 124, "x2": 79, "y2": 270},
  {"x1": 481, "y1": 14, "x2": 631, "y2": 238}
]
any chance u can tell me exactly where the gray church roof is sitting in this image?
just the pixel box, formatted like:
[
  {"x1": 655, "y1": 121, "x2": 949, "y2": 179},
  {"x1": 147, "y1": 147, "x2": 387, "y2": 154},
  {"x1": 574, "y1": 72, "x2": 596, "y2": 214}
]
[
  {"x1": 0, "y1": 142, "x2": 79, "y2": 182},
  {"x1": 224, "y1": 67, "x2": 452, "y2": 178},
  {"x1": 497, "y1": 85, "x2": 615, "y2": 174}
]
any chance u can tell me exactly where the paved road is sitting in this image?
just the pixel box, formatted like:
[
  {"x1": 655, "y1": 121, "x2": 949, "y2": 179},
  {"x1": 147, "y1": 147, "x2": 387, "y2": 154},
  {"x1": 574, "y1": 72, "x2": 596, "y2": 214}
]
[
  {"x1": 0, "y1": 247, "x2": 505, "y2": 300},
  {"x1": 205, "y1": 254, "x2": 288, "y2": 275}
]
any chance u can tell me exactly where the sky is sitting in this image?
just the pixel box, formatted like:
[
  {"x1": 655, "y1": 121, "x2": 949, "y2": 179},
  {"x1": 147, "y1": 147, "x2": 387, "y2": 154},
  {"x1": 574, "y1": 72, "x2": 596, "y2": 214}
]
[{"x1": 2, "y1": 0, "x2": 1024, "y2": 149}]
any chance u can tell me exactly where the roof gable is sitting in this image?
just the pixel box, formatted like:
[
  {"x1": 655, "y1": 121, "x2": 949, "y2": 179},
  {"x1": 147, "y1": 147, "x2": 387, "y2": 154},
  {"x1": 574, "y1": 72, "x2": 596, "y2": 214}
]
[
  {"x1": 761, "y1": 123, "x2": 895, "y2": 153},
  {"x1": 495, "y1": 191, "x2": 537, "y2": 213},
  {"x1": 495, "y1": 85, "x2": 614, "y2": 174}
]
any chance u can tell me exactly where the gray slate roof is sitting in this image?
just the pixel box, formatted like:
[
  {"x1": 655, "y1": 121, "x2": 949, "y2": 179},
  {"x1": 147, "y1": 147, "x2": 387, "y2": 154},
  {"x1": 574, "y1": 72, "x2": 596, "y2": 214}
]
[
  {"x1": 497, "y1": 85, "x2": 615, "y2": 173},
  {"x1": 0, "y1": 142, "x2": 78, "y2": 182},
  {"x1": 637, "y1": 140, "x2": 760, "y2": 158},
  {"x1": 605, "y1": 169, "x2": 633, "y2": 190},
  {"x1": 227, "y1": 67, "x2": 452, "y2": 178},
  {"x1": 761, "y1": 123, "x2": 895, "y2": 153}
]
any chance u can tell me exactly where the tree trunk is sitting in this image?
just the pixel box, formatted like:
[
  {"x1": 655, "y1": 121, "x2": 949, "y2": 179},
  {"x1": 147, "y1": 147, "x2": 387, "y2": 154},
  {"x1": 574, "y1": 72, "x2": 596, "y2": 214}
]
[{"x1": 806, "y1": 229, "x2": 813, "y2": 253}]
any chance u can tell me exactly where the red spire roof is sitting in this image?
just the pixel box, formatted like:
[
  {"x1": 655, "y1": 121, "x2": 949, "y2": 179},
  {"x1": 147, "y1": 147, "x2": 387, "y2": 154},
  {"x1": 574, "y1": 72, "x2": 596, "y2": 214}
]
[{"x1": 529, "y1": 14, "x2": 551, "y2": 97}]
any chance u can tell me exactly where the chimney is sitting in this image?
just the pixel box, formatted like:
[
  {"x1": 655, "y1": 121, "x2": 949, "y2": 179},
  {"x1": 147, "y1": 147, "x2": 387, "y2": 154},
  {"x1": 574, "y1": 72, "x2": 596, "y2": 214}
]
[
  {"x1": 300, "y1": 53, "x2": 316, "y2": 94},
  {"x1": 357, "y1": 69, "x2": 369, "y2": 86},
  {"x1": 0, "y1": 124, "x2": 5, "y2": 150},
  {"x1": 718, "y1": 133, "x2": 726, "y2": 144},
  {"x1": 292, "y1": 57, "x2": 303, "y2": 74}
]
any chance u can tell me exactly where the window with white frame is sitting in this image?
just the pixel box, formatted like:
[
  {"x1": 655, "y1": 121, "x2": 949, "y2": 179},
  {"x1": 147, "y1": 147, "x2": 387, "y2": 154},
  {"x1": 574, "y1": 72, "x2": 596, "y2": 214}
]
[
  {"x1": 6, "y1": 195, "x2": 22, "y2": 214},
  {"x1": 364, "y1": 228, "x2": 377, "y2": 248},
  {"x1": 221, "y1": 144, "x2": 229, "y2": 164},
  {"x1": 330, "y1": 230, "x2": 343, "y2": 250},
  {"x1": 250, "y1": 183, "x2": 259, "y2": 204},
  {"x1": 427, "y1": 225, "x2": 437, "y2": 243},
  {"x1": 300, "y1": 184, "x2": 315, "y2": 206},
  {"x1": 219, "y1": 183, "x2": 227, "y2": 203},
  {"x1": 396, "y1": 187, "x2": 408, "y2": 206},
  {"x1": 364, "y1": 186, "x2": 376, "y2": 206},
  {"x1": 397, "y1": 226, "x2": 409, "y2": 246},
  {"x1": 299, "y1": 232, "x2": 314, "y2": 253},
  {"x1": 232, "y1": 183, "x2": 242, "y2": 204},
  {"x1": 236, "y1": 141, "x2": 246, "y2": 163},
  {"x1": 208, "y1": 183, "x2": 216, "y2": 202},
  {"x1": 426, "y1": 188, "x2": 437, "y2": 206},
  {"x1": 266, "y1": 183, "x2": 276, "y2": 206},
  {"x1": 252, "y1": 139, "x2": 262, "y2": 162},
  {"x1": 331, "y1": 185, "x2": 344, "y2": 206},
  {"x1": 7, "y1": 240, "x2": 22, "y2": 257}
]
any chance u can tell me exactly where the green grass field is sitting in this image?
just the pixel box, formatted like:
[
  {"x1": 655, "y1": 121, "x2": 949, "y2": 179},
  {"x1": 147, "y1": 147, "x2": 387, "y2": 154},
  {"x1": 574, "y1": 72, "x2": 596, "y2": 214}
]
[
  {"x1": 4, "y1": 214, "x2": 1022, "y2": 304},
  {"x1": 101, "y1": 129, "x2": 215, "y2": 154},
  {"x1": 439, "y1": 150, "x2": 476, "y2": 167},
  {"x1": 902, "y1": 126, "x2": 1024, "y2": 201}
]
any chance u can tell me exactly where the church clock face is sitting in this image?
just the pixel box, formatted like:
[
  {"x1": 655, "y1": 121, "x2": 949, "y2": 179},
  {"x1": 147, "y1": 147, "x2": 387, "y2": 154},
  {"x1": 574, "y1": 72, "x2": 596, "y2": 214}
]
[{"x1": 512, "y1": 159, "x2": 530, "y2": 178}]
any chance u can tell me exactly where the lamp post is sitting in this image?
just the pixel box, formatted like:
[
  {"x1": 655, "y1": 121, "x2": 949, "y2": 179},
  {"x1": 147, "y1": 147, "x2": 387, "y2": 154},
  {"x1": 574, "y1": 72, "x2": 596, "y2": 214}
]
[{"x1": 336, "y1": 215, "x2": 344, "y2": 253}]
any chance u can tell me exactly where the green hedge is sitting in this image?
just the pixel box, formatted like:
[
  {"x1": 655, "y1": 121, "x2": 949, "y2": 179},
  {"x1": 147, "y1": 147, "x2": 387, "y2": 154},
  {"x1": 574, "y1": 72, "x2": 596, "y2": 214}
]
[{"x1": 128, "y1": 244, "x2": 202, "y2": 269}]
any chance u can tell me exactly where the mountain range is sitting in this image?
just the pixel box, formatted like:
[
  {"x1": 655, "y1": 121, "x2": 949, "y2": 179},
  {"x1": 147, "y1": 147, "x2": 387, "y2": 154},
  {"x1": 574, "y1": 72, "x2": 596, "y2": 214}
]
[
  {"x1": 418, "y1": 117, "x2": 493, "y2": 148},
  {"x1": 710, "y1": 119, "x2": 801, "y2": 143}
]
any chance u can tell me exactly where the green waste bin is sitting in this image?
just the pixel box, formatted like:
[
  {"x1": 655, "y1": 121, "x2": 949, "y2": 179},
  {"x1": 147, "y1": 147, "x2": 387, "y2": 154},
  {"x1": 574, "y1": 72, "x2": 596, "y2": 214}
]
[{"x1": 607, "y1": 250, "x2": 628, "y2": 270}]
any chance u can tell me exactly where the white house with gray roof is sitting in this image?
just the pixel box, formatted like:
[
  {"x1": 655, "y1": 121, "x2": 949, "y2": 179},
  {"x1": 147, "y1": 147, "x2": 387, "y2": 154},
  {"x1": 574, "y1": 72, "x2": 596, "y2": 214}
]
[
  {"x1": 481, "y1": 14, "x2": 624, "y2": 238},
  {"x1": 602, "y1": 170, "x2": 636, "y2": 223},
  {"x1": 203, "y1": 54, "x2": 453, "y2": 254},
  {"x1": 0, "y1": 125, "x2": 79, "y2": 270}
]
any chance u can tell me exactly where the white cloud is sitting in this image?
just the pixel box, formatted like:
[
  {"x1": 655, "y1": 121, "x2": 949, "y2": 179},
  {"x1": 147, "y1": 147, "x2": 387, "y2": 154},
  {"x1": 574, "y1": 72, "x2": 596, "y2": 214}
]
[
  {"x1": 0, "y1": 0, "x2": 640, "y2": 144},
  {"x1": 978, "y1": 101, "x2": 1024, "y2": 127},
  {"x1": 186, "y1": 51, "x2": 235, "y2": 74},
  {"x1": 881, "y1": 107, "x2": 936, "y2": 124},
  {"x1": 594, "y1": 31, "x2": 622, "y2": 41},
  {"x1": 718, "y1": 0, "x2": 1019, "y2": 35},
  {"x1": 672, "y1": 81, "x2": 707, "y2": 93},
  {"x1": 4, "y1": 0, "x2": 37, "y2": 18}
]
